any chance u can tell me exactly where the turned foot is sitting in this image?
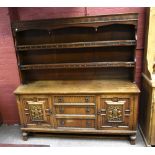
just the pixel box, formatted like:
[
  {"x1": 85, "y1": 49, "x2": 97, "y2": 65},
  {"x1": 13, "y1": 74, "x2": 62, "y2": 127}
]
[
  {"x1": 129, "y1": 135, "x2": 136, "y2": 145},
  {"x1": 22, "y1": 132, "x2": 28, "y2": 141}
]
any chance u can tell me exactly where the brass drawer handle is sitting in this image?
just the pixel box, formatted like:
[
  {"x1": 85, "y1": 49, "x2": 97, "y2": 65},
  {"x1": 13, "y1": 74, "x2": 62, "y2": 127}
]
[
  {"x1": 59, "y1": 106, "x2": 64, "y2": 113},
  {"x1": 60, "y1": 120, "x2": 65, "y2": 126},
  {"x1": 85, "y1": 96, "x2": 90, "y2": 103},
  {"x1": 86, "y1": 106, "x2": 90, "y2": 113},
  {"x1": 86, "y1": 120, "x2": 91, "y2": 128},
  {"x1": 58, "y1": 96, "x2": 64, "y2": 103}
]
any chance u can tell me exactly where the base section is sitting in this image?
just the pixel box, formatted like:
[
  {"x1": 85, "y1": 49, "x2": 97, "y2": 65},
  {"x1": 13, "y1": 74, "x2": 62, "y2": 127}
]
[{"x1": 21, "y1": 127, "x2": 137, "y2": 144}]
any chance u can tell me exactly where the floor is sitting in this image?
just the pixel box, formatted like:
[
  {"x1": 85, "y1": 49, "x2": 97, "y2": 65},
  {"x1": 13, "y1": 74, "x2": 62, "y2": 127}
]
[{"x1": 0, "y1": 124, "x2": 145, "y2": 147}]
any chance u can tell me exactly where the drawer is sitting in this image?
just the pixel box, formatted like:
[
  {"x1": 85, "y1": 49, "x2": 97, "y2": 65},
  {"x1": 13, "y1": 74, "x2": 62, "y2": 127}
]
[
  {"x1": 57, "y1": 119, "x2": 95, "y2": 128},
  {"x1": 54, "y1": 95, "x2": 95, "y2": 103},
  {"x1": 55, "y1": 105, "x2": 95, "y2": 115}
]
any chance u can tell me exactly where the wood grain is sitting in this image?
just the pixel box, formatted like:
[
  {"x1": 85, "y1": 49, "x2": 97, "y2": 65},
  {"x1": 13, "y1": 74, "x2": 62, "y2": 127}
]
[
  {"x1": 13, "y1": 13, "x2": 139, "y2": 144},
  {"x1": 14, "y1": 80, "x2": 140, "y2": 94}
]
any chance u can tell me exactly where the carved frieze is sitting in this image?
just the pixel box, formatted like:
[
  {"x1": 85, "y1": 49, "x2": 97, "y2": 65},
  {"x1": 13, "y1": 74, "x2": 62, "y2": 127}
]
[
  {"x1": 12, "y1": 13, "x2": 138, "y2": 32},
  {"x1": 17, "y1": 40, "x2": 136, "y2": 51}
]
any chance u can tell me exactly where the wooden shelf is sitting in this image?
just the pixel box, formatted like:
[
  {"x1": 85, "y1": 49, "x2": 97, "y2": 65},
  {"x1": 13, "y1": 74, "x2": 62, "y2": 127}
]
[
  {"x1": 20, "y1": 61, "x2": 135, "y2": 70},
  {"x1": 16, "y1": 40, "x2": 136, "y2": 51},
  {"x1": 12, "y1": 13, "x2": 138, "y2": 31}
]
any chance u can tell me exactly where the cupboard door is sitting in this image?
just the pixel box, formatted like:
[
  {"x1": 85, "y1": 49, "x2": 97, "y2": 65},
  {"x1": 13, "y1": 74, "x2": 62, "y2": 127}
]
[
  {"x1": 20, "y1": 95, "x2": 53, "y2": 128},
  {"x1": 98, "y1": 95, "x2": 133, "y2": 130}
]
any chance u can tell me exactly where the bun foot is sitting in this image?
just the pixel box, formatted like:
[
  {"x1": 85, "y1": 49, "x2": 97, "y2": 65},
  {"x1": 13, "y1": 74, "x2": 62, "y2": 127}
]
[
  {"x1": 130, "y1": 135, "x2": 136, "y2": 145},
  {"x1": 22, "y1": 132, "x2": 28, "y2": 141}
]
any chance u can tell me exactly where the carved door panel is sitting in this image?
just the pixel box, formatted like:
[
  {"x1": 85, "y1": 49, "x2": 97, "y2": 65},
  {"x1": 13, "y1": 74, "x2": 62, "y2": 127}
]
[
  {"x1": 20, "y1": 95, "x2": 53, "y2": 128},
  {"x1": 98, "y1": 95, "x2": 133, "y2": 130}
]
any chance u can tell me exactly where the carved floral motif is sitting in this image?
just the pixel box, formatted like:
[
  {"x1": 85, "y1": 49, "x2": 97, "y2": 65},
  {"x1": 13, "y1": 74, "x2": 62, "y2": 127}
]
[
  {"x1": 28, "y1": 102, "x2": 44, "y2": 121},
  {"x1": 107, "y1": 105, "x2": 123, "y2": 122}
]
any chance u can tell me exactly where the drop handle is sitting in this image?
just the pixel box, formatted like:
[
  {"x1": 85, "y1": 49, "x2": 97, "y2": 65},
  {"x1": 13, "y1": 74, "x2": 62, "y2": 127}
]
[
  {"x1": 86, "y1": 120, "x2": 91, "y2": 128},
  {"x1": 59, "y1": 106, "x2": 64, "y2": 113},
  {"x1": 86, "y1": 106, "x2": 90, "y2": 113},
  {"x1": 60, "y1": 120, "x2": 65, "y2": 126},
  {"x1": 85, "y1": 96, "x2": 90, "y2": 103},
  {"x1": 58, "y1": 96, "x2": 64, "y2": 103}
]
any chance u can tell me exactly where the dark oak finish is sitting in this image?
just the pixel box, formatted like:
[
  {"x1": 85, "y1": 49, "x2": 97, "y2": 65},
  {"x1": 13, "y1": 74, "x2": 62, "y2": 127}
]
[
  {"x1": 12, "y1": 13, "x2": 138, "y2": 84},
  {"x1": 12, "y1": 13, "x2": 140, "y2": 144},
  {"x1": 12, "y1": 13, "x2": 138, "y2": 32}
]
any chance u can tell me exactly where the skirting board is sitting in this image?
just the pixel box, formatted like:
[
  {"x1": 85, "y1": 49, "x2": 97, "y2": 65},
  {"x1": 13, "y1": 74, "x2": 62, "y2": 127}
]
[{"x1": 138, "y1": 124, "x2": 151, "y2": 147}]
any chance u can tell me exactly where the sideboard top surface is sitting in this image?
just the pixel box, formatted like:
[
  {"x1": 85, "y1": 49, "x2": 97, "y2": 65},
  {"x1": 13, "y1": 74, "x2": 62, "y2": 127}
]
[{"x1": 14, "y1": 80, "x2": 140, "y2": 95}]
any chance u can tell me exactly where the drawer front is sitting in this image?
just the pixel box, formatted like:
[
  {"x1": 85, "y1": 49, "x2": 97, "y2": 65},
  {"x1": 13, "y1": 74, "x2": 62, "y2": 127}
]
[
  {"x1": 54, "y1": 95, "x2": 95, "y2": 103},
  {"x1": 57, "y1": 119, "x2": 95, "y2": 128},
  {"x1": 98, "y1": 95, "x2": 134, "y2": 130},
  {"x1": 55, "y1": 105, "x2": 95, "y2": 115},
  {"x1": 54, "y1": 95, "x2": 96, "y2": 129},
  {"x1": 19, "y1": 95, "x2": 53, "y2": 128}
]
